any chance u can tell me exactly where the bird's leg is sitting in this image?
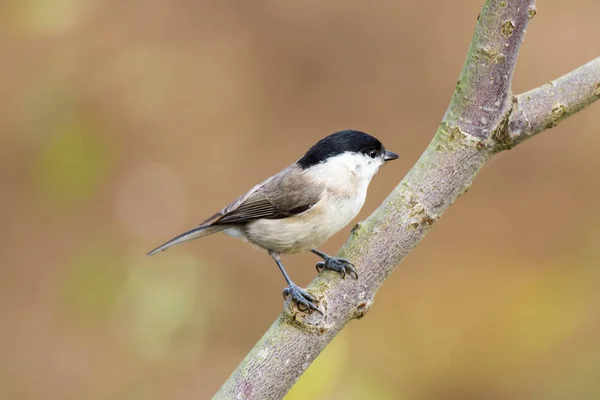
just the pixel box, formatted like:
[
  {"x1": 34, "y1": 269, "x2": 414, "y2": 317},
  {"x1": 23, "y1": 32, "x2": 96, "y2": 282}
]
[
  {"x1": 311, "y1": 249, "x2": 358, "y2": 280},
  {"x1": 269, "y1": 251, "x2": 322, "y2": 314}
]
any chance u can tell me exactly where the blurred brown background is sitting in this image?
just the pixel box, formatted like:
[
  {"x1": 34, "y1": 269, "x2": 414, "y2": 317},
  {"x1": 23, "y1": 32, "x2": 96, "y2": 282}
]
[{"x1": 1, "y1": 0, "x2": 599, "y2": 399}]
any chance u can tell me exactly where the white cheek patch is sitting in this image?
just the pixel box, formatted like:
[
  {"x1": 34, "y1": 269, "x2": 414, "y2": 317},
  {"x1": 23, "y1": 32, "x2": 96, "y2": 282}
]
[{"x1": 303, "y1": 152, "x2": 383, "y2": 194}]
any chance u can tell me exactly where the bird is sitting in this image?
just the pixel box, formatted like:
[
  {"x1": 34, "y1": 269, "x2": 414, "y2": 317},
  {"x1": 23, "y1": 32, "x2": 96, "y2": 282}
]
[{"x1": 148, "y1": 129, "x2": 398, "y2": 313}]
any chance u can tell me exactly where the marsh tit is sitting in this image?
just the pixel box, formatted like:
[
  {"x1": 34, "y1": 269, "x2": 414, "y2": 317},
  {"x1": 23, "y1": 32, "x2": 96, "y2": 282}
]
[{"x1": 148, "y1": 130, "x2": 398, "y2": 313}]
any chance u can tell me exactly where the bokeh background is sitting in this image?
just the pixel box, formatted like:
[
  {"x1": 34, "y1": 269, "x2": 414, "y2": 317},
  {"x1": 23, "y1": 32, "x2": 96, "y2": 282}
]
[{"x1": 1, "y1": 0, "x2": 599, "y2": 399}]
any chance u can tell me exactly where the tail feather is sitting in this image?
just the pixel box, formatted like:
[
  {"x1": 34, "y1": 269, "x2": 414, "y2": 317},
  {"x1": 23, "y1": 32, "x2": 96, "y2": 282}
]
[{"x1": 147, "y1": 225, "x2": 226, "y2": 256}]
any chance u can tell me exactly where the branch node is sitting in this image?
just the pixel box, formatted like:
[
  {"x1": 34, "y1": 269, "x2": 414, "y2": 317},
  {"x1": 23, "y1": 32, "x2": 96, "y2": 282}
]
[
  {"x1": 353, "y1": 299, "x2": 373, "y2": 320},
  {"x1": 437, "y1": 123, "x2": 489, "y2": 151},
  {"x1": 281, "y1": 307, "x2": 332, "y2": 334},
  {"x1": 550, "y1": 102, "x2": 567, "y2": 127},
  {"x1": 501, "y1": 20, "x2": 515, "y2": 38},
  {"x1": 351, "y1": 222, "x2": 364, "y2": 237},
  {"x1": 407, "y1": 200, "x2": 438, "y2": 228},
  {"x1": 477, "y1": 46, "x2": 506, "y2": 63},
  {"x1": 491, "y1": 107, "x2": 514, "y2": 151},
  {"x1": 280, "y1": 289, "x2": 332, "y2": 334}
]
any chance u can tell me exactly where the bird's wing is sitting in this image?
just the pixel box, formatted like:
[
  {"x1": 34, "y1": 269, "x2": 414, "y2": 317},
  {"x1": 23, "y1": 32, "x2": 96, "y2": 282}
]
[
  {"x1": 147, "y1": 166, "x2": 321, "y2": 256},
  {"x1": 202, "y1": 166, "x2": 322, "y2": 226}
]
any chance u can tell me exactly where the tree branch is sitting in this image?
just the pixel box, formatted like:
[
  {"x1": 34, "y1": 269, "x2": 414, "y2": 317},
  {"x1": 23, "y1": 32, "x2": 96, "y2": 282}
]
[
  {"x1": 445, "y1": 0, "x2": 536, "y2": 138},
  {"x1": 509, "y1": 58, "x2": 600, "y2": 145},
  {"x1": 214, "y1": 1, "x2": 599, "y2": 398}
]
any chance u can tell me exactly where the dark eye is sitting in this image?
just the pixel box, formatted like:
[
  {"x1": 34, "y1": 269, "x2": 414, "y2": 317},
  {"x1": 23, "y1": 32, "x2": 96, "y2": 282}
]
[{"x1": 367, "y1": 149, "x2": 378, "y2": 158}]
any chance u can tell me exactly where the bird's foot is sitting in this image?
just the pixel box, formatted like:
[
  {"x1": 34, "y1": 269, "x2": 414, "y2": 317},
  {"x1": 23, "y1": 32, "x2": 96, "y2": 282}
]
[
  {"x1": 283, "y1": 284, "x2": 322, "y2": 314},
  {"x1": 315, "y1": 256, "x2": 358, "y2": 280}
]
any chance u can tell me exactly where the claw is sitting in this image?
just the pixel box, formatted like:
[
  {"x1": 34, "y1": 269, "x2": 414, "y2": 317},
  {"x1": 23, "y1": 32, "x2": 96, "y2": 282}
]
[
  {"x1": 315, "y1": 262, "x2": 324, "y2": 274},
  {"x1": 315, "y1": 256, "x2": 358, "y2": 280},
  {"x1": 283, "y1": 284, "x2": 322, "y2": 314}
]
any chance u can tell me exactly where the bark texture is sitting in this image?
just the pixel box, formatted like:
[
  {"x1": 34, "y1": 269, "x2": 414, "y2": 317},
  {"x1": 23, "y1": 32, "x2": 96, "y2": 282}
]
[
  {"x1": 509, "y1": 57, "x2": 600, "y2": 145},
  {"x1": 215, "y1": 1, "x2": 599, "y2": 398}
]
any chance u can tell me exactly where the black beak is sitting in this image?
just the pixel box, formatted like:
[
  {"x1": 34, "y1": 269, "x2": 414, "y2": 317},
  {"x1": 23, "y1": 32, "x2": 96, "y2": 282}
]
[{"x1": 383, "y1": 150, "x2": 399, "y2": 161}]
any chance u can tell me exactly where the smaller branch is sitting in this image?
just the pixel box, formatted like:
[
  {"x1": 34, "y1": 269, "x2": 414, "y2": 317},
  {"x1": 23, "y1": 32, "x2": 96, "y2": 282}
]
[
  {"x1": 446, "y1": 0, "x2": 535, "y2": 139},
  {"x1": 509, "y1": 57, "x2": 600, "y2": 145}
]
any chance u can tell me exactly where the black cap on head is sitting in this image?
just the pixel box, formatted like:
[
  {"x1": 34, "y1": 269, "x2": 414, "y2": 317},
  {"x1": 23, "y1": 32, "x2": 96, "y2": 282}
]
[{"x1": 298, "y1": 130, "x2": 384, "y2": 169}]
